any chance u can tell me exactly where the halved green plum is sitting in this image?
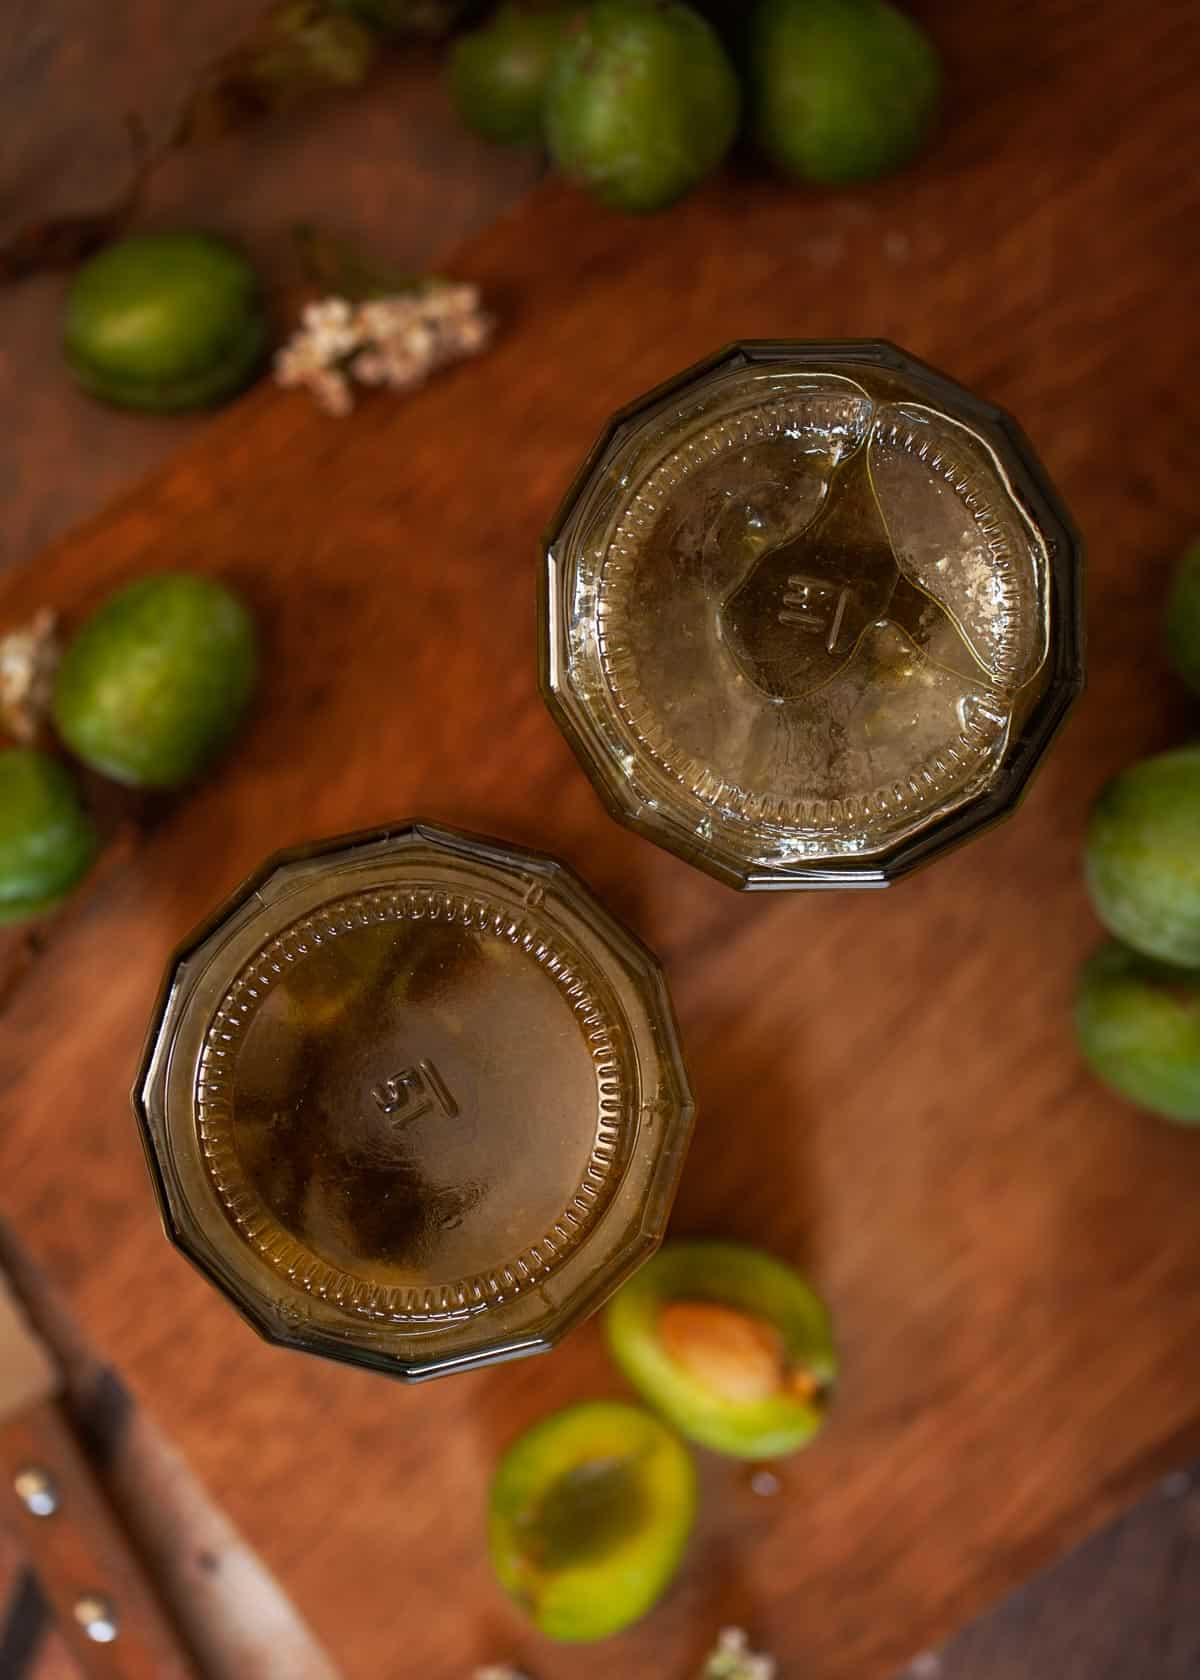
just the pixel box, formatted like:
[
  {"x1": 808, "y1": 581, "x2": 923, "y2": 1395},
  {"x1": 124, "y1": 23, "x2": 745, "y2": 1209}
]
[
  {"x1": 1076, "y1": 939, "x2": 1200, "y2": 1125},
  {"x1": 487, "y1": 1400, "x2": 695, "y2": 1642},
  {"x1": 605, "y1": 1241, "x2": 836, "y2": 1459}
]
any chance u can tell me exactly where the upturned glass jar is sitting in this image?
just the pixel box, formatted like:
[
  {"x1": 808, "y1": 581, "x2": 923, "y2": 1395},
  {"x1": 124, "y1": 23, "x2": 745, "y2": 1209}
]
[
  {"x1": 541, "y1": 340, "x2": 1084, "y2": 889},
  {"x1": 134, "y1": 823, "x2": 693, "y2": 1380}
]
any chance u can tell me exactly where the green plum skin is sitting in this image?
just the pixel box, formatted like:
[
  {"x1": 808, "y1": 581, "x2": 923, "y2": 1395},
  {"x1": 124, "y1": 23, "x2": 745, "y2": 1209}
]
[
  {"x1": 53, "y1": 573, "x2": 258, "y2": 790},
  {"x1": 606, "y1": 1240, "x2": 836, "y2": 1460},
  {"x1": 450, "y1": 4, "x2": 577, "y2": 144},
  {"x1": 487, "y1": 1400, "x2": 696, "y2": 1642},
  {"x1": 1085, "y1": 746, "x2": 1200, "y2": 968},
  {"x1": 64, "y1": 233, "x2": 267, "y2": 414},
  {"x1": 1076, "y1": 940, "x2": 1200, "y2": 1125},
  {"x1": 544, "y1": 0, "x2": 741, "y2": 212},
  {"x1": 749, "y1": 0, "x2": 941, "y2": 185},
  {"x1": 1164, "y1": 539, "x2": 1200, "y2": 696},
  {"x1": 0, "y1": 749, "x2": 98, "y2": 925}
]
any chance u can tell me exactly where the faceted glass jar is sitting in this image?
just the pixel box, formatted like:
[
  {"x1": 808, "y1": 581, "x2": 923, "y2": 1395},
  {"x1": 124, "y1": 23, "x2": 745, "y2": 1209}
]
[
  {"x1": 540, "y1": 341, "x2": 1085, "y2": 889},
  {"x1": 134, "y1": 824, "x2": 694, "y2": 1380}
]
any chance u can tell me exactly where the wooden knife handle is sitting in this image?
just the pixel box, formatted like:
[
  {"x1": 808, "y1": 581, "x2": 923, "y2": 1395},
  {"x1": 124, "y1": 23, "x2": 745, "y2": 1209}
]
[{"x1": 0, "y1": 1398, "x2": 196, "y2": 1679}]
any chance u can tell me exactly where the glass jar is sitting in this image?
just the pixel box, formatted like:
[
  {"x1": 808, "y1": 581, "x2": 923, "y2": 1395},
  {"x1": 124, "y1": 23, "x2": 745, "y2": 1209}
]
[
  {"x1": 134, "y1": 823, "x2": 693, "y2": 1380},
  {"x1": 541, "y1": 340, "x2": 1084, "y2": 889}
]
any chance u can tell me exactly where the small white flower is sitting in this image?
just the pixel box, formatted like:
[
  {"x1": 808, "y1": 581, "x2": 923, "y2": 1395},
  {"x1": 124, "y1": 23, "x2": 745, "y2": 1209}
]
[
  {"x1": 310, "y1": 367, "x2": 354, "y2": 417},
  {"x1": 425, "y1": 281, "x2": 481, "y2": 320},
  {"x1": 398, "y1": 319, "x2": 438, "y2": 360},
  {"x1": 301, "y1": 296, "x2": 361, "y2": 358},
  {"x1": 702, "y1": 1626, "x2": 776, "y2": 1680},
  {"x1": 0, "y1": 608, "x2": 59, "y2": 743},
  {"x1": 302, "y1": 296, "x2": 352, "y2": 332},
  {"x1": 380, "y1": 355, "x2": 428, "y2": 392},
  {"x1": 351, "y1": 348, "x2": 390, "y2": 386},
  {"x1": 357, "y1": 296, "x2": 421, "y2": 340},
  {"x1": 274, "y1": 337, "x2": 331, "y2": 384},
  {"x1": 443, "y1": 313, "x2": 493, "y2": 356}
]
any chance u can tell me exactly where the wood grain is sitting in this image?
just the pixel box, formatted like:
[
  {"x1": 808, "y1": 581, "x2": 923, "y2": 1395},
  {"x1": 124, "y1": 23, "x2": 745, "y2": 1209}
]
[{"x1": 1, "y1": 1, "x2": 1199, "y2": 1676}]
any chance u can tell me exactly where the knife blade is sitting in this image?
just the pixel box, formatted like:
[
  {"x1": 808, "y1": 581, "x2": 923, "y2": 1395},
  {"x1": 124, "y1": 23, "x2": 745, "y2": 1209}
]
[{"x1": 0, "y1": 1263, "x2": 195, "y2": 1678}]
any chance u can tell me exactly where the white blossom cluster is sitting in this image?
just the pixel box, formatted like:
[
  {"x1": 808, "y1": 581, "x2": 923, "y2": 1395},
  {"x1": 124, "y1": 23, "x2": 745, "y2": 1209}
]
[{"x1": 274, "y1": 283, "x2": 492, "y2": 416}]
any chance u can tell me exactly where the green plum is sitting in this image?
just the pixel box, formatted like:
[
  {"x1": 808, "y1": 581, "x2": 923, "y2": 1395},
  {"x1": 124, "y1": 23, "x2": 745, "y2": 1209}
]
[
  {"x1": 605, "y1": 1241, "x2": 836, "y2": 1460},
  {"x1": 487, "y1": 1400, "x2": 695, "y2": 1641},
  {"x1": 450, "y1": 4, "x2": 577, "y2": 144},
  {"x1": 0, "y1": 749, "x2": 98, "y2": 924},
  {"x1": 544, "y1": 0, "x2": 740, "y2": 212},
  {"x1": 1076, "y1": 940, "x2": 1200, "y2": 1124},
  {"x1": 749, "y1": 0, "x2": 941, "y2": 185},
  {"x1": 1085, "y1": 746, "x2": 1200, "y2": 967},
  {"x1": 64, "y1": 233, "x2": 267, "y2": 413},
  {"x1": 53, "y1": 573, "x2": 258, "y2": 789}
]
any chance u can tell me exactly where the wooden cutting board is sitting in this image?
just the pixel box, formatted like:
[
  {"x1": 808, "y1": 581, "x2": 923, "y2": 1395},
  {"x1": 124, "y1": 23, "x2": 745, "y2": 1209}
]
[{"x1": 2, "y1": 1, "x2": 1199, "y2": 1675}]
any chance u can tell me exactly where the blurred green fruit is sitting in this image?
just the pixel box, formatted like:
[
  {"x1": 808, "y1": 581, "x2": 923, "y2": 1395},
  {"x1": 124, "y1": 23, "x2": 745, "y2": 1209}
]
[
  {"x1": 63, "y1": 233, "x2": 267, "y2": 414},
  {"x1": 1085, "y1": 746, "x2": 1200, "y2": 967},
  {"x1": 1164, "y1": 539, "x2": 1200, "y2": 695},
  {"x1": 487, "y1": 1400, "x2": 695, "y2": 1641},
  {"x1": 749, "y1": 0, "x2": 941, "y2": 185},
  {"x1": 544, "y1": 0, "x2": 740, "y2": 212},
  {"x1": 53, "y1": 573, "x2": 258, "y2": 790},
  {"x1": 1076, "y1": 940, "x2": 1200, "y2": 1124},
  {"x1": 0, "y1": 749, "x2": 98, "y2": 925},
  {"x1": 450, "y1": 3, "x2": 576, "y2": 144}
]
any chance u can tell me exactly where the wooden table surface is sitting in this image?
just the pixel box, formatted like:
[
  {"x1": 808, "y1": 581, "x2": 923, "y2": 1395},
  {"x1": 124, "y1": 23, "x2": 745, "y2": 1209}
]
[{"x1": 2, "y1": 1, "x2": 1200, "y2": 1677}]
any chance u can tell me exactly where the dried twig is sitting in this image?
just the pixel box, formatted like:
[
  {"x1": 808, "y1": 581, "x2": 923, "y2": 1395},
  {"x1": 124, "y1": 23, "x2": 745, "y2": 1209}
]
[
  {"x1": 0, "y1": 116, "x2": 152, "y2": 283},
  {"x1": 0, "y1": 2, "x2": 377, "y2": 285}
]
